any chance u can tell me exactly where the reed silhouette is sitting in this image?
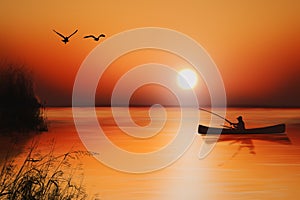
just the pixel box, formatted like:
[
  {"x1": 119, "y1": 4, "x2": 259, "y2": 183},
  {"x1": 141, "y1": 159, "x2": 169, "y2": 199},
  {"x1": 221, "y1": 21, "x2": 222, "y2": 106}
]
[
  {"x1": 53, "y1": 29, "x2": 78, "y2": 44},
  {"x1": 0, "y1": 62, "x2": 47, "y2": 133},
  {"x1": 83, "y1": 33, "x2": 105, "y2": 41},
  {"x1": 0, "y1": 141, "x2": 89, "y2": 199}
]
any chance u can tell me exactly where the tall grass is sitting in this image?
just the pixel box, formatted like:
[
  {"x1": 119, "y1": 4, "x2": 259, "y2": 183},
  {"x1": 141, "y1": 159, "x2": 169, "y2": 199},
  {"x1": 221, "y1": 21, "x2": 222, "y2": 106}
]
[
  {"x1": 0, "y1": 142, "x2": 90, "y2": 200},
  {"x1": 0, "y1": 62, "x2": 47, "y2": 132}
]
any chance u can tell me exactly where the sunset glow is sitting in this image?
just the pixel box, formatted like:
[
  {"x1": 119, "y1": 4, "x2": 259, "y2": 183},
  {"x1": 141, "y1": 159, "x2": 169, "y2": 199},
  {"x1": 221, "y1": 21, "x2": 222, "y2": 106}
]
[
  {"x1": 177, "y1": 69, "x2": 198, "y2": 90},
  {"x1": 1, "y1": 1, "x2": 300, "y2": 199},
  {"x1": 0, "y1": 1, "x2": 299, "y2": 107}
]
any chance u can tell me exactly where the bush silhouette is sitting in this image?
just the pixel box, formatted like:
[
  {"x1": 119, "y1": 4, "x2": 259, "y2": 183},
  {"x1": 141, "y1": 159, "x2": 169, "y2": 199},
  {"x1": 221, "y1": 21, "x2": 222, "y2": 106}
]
[{"x1": 0, "y1": 62, "x2": 47, "y2": 132}]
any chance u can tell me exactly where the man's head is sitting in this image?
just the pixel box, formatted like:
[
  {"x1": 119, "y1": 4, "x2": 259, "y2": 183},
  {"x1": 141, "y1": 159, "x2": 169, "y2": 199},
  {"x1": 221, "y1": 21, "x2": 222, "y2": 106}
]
[{"x1": 237, "y1": 116, "x2": 243, "y2": 121}]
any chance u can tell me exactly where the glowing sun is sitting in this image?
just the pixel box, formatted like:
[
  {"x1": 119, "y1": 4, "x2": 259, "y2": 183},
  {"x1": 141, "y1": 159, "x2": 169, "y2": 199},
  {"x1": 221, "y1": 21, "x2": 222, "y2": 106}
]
[{"x1": 177, "y1": 69, "x2": 198, "y2": 89}]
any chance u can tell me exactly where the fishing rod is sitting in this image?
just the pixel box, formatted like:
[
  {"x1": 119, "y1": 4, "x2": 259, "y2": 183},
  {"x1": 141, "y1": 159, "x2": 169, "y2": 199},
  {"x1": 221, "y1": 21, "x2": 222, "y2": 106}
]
[{"x1": 199, "y1": 107, "x2": 233, "y2": 125}]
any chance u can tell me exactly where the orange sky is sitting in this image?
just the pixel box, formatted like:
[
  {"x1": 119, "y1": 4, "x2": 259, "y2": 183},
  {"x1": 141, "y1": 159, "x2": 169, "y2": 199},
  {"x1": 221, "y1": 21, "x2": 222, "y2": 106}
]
[{"x1": 1, "y1": 0, "x2": 299, "y2": 107}]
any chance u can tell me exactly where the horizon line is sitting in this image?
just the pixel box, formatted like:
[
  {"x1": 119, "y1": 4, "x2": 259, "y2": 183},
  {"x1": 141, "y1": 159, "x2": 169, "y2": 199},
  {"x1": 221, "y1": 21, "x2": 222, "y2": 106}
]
[{"x1": 44, "y1": 105, "x2": 300, "y2": 108}]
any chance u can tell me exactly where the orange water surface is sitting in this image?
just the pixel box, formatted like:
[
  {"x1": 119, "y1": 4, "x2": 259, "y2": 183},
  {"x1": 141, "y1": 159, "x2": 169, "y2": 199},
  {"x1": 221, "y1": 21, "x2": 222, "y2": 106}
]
[{"x1": 1, "y1": 107, "x2": 300, "y2": 200}]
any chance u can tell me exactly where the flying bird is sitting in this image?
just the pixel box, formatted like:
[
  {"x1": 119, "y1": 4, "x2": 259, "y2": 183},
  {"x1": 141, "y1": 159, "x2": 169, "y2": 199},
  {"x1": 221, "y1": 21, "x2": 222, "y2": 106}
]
[
  {"x1": 53, "y1": 29, "x2": 78, "y2": 44},
  {"x1": 83, "y1": 34, "x2": 106, "y2": 41}
]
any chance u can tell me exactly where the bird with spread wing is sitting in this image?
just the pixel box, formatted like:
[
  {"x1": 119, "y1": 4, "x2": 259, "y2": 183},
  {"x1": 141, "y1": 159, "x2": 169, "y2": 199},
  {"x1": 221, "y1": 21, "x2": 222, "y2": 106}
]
[
  {"x1": 53, "y1": 29, "x2": 78, "y2": 44},
  {"x1": 83, "y1": 34, "x2": 106, "y2": 41}
]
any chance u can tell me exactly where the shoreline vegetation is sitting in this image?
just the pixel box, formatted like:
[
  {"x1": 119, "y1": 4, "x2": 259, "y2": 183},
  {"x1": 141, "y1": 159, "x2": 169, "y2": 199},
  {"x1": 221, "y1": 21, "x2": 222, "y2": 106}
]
[
  {"x1": 0, "y1": 62, "x2": 47, "y2": 133},
  {"x1": 0, "y1": 63, "x2": 91, "y2": 199},
  {"x1": 0, "y1": 142, "x2": 89, "y2": 200}
]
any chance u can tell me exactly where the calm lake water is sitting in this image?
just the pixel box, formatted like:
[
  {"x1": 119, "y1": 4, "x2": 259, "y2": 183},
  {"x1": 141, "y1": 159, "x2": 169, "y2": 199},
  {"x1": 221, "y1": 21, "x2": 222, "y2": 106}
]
[{"x1": 2, "y1": 107, "x2": 300, "y2": 199}]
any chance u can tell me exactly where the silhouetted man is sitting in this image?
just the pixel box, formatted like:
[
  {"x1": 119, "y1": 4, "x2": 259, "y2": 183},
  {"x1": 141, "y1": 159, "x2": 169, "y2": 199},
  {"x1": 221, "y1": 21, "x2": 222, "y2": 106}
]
[{"x1": 231, "y1": 116, "x2": 245, "y2": 130}]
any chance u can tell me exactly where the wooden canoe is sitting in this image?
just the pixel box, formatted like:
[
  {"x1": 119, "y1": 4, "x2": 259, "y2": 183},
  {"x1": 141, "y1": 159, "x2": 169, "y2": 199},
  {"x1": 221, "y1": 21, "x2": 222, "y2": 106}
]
[{"x1": 198, "y1": 124, "x2": 286, "y2": 134}]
